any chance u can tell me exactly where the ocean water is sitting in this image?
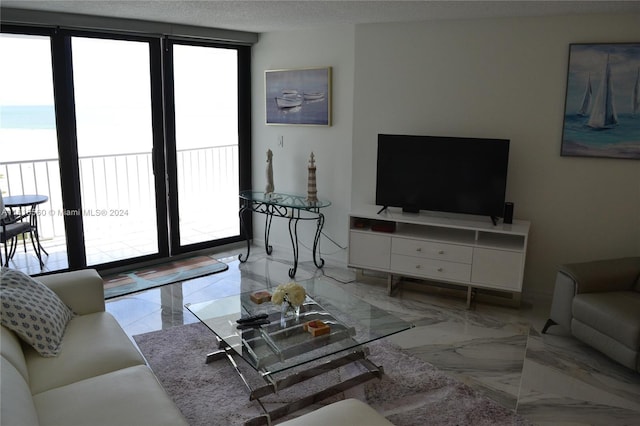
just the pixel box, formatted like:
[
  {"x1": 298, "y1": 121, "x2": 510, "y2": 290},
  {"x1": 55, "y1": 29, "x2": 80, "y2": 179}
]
[
  {"x1": 0, "y1": 105, "x2": 56, "y2": 129},
  {"x1": 561, "y1": 114, "x2": 640, "y2": 158},
  {"x1": 0, "y1": 105, "x2": 237, "y2": 162}
]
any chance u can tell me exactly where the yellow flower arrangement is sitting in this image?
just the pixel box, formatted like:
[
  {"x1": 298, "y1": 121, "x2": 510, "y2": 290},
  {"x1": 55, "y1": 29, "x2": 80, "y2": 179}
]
[{"x1": 271, "y1": 282, "x2": 306, "y2": 307}]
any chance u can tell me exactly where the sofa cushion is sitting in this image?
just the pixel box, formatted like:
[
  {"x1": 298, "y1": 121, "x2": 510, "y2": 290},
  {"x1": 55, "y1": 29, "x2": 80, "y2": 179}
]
[
  {"x1": 32, "y1": 365, "x2": 188, "y2": 426},
  {"x1": 25, "y1": 311, "x2": 146, "y2": 394},
  {"x1": 0, "y1": 357, "x2": 40, "y2": 426},
  {"x1": 0, "y1": 268, "x2": 74, "y2": 357},
  {"x1": 572, "y1": 291, "x2": 640, "y2": 350}
]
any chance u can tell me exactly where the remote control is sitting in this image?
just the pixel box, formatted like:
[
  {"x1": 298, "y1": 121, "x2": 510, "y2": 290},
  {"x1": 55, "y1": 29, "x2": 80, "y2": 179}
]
[
  {"x1": 236, "y1": 313, "x2": 269, "y2": 324},
  {"x1": 236, "y1": 319, "x2": 270, "y2": 330}
]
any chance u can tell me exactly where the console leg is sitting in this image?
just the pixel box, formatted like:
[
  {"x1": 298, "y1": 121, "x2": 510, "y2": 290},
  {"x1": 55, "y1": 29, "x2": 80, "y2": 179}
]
[
  {"x1": 387, "y1": 274, "x2": 401, "y2": 296},
  {"x1": 466, "y1": 287, "x2": 477, "y2": 310}
]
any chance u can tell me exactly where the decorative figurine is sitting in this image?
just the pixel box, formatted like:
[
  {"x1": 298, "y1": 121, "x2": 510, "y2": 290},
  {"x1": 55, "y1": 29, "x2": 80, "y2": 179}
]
[
  {"x1": 307, "y1": 152, "x2": 318, "y2": 203},
  {"x1": 265, "y1": 149, "x2": 274, "y2": 195}
]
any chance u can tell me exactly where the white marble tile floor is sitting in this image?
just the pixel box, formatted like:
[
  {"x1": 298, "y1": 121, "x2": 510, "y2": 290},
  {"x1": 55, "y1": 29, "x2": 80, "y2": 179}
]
[{"x1": 105, "y1": 246, "x2": 640, "y2": 425}]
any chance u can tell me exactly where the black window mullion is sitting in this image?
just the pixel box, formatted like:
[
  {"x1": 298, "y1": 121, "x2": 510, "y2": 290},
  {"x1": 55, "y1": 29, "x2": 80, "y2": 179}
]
[
  {"x1": 50, "y1": 30, "x2": 87, "y2": 269},
  {"x1": 162, "y1": 39, "x2": 181, "y2": 255},
  {"x1": 238, "y1": 45, "x2": 253, "y2": 240},
  {"x1": 150, "y1": 37, "x2": 170, "y2": 258}
]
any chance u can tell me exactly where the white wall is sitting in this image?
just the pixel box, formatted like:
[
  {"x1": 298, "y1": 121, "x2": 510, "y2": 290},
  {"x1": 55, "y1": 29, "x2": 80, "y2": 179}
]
[
  {"x1": 251, "y1": 26, "x2": 356, "y2": 265},
  {"x1": 351, "y1": 14, "x2": 640, "y2": 300},
  {"x1": 251, "y1": 14, "x2": 639, "y2": 300}
]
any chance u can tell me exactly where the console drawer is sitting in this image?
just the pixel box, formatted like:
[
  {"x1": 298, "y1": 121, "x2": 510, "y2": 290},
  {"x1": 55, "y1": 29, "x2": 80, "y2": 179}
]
[
  {"x1": 391, "y1": 254, "x2": 472, "y2": 282},
  {"x1": 391, "y1": 238, "x2": 473, "y2": 264}
]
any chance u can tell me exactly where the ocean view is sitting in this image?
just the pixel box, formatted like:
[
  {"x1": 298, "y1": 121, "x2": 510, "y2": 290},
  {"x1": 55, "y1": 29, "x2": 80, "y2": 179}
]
[{"x1": 0, "y1": 104, "x2": 237, "y2": 163}]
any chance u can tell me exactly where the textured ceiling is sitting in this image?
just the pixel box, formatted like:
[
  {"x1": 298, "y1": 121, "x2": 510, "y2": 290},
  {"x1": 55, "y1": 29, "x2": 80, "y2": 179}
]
[{"x1": 2, "y1": 1, "x2": 640, "y2": 33}]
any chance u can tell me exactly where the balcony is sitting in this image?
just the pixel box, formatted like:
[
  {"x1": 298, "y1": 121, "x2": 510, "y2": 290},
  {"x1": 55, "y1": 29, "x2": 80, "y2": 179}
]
[{"x1": 1, "y1": 145, "x2": 239, "y2": 275}]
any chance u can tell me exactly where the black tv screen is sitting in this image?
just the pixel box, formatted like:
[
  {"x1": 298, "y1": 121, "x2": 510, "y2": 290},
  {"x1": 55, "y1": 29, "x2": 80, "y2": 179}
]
[{"x1": 375, "y1": 134, "x2": 510, "y2": 218}]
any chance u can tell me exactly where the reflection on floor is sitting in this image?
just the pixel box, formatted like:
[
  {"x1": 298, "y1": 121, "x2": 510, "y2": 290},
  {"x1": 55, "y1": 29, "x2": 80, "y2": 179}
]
[
  {"x1": 3, "y1": 221, "x2": 237, "y2": 276},
  {"x1": 106, "y1": 246, "x2": 640, "y2": 425}
]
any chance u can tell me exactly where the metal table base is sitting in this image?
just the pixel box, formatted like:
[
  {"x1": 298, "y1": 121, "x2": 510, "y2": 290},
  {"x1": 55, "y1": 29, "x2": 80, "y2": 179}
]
[
  {"x1": 206, "y1": 337, "x2": 383, "y2": 426},
  {"x1": 238, "y1": 191, "x2": 330, "y2": 278}
]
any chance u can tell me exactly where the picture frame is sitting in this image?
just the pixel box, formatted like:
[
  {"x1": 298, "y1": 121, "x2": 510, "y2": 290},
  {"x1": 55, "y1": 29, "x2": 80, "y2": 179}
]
[
  {"x1": 265, "y1": 67, "x2": 332, "y2": 126},
  {"x1": 561, "y1": 43, "x2": 640, "y2": 160}
]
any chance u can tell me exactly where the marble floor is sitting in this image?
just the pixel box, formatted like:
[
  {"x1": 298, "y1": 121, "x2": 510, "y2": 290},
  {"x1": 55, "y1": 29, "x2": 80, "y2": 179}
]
[{"x1": 105, "y1": 246, "x2": 640, "y2": 426}]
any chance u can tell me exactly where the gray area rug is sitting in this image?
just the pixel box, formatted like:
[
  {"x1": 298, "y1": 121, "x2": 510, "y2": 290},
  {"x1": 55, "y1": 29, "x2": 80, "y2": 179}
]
[{"x1": 133, "y1": 322, "x2": 529, "y2": 425}]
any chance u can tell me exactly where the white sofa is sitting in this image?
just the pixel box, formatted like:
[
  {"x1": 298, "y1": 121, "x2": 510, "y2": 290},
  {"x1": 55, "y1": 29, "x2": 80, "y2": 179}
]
[
  {"x1": 279, "y1": 399, "x2": 394, "y2": 426},
  {"x1": 0, "y1": 269, "x2": 188, "y2": 426}
]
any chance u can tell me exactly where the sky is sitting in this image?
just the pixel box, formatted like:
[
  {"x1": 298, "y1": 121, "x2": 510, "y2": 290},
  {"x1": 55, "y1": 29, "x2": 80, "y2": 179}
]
[
  {"x1": 0, "y1": 33, "x2": 239, "y2": 161},
  {"x1": 565, "y1": 43, "x2": 640, "y2": 114}
]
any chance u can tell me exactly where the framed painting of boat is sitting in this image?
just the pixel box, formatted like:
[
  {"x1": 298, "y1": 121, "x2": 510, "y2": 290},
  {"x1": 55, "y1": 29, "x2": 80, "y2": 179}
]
[
  {"x1": 561, "y1": 43, "x2": 640, "y2": 159},
  {"x1": 265, "y1": 67, "x2": 332, "y2": 126}
]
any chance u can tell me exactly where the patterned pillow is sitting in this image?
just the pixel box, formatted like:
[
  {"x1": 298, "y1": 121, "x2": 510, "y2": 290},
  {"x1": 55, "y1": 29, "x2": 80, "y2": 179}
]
[{"x1": 0, "y1": 267, "x2": 75, "y2": 357}]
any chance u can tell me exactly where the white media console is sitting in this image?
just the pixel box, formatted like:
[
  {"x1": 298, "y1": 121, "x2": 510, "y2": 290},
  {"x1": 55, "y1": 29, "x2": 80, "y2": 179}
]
[{"x1": 348, "y1": 206, "x2": 530, "y2": 307}]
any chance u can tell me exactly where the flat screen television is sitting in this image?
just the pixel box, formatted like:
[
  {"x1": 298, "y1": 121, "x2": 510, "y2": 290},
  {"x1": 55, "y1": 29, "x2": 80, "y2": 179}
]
[{"x1": 375, "y1": 134, "x2": 510, "y2": 220}]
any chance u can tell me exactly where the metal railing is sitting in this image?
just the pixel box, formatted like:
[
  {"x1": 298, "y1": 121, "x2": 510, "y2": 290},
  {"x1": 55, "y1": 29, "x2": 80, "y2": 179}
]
[{"x1": 0, "y1": 145, "x2": 239, "y2": 247}]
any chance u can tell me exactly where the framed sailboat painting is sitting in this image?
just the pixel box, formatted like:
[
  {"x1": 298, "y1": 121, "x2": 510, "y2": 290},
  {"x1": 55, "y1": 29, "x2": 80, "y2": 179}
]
[{"x1": 561, "y1": 43, "x2": 640, "y2": 159}]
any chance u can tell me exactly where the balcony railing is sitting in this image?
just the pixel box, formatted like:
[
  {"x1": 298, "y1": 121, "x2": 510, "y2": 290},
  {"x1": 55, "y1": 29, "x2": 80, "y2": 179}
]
[{"x1": 1, "y1": 145, "x2": 239, "y2": 271}]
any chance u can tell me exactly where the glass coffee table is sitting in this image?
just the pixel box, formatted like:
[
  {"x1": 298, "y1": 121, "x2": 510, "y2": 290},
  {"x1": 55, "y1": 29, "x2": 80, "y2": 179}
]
[{"x1": 185, "y1": 277, "x2": 413, "y2": 425}]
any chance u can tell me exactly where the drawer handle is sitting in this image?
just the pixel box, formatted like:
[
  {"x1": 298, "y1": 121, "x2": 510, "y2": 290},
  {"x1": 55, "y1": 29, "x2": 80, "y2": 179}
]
[
  {"x1": 438, "y1": 250, "x2": 445, "y2": 255},
  {"x1": 437, "y1": 267, "x2": 444, "y2": 272},
  {"x1": 416, "y1": 248, "x2": 422, "y2": 252},
  {"x1": 415, "y1": 265, "x2": 421, "y2": 269}
]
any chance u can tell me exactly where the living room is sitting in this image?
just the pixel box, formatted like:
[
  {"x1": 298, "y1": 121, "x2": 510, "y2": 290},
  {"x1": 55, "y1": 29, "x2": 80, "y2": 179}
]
[
  {"x1": 250, "y1": 12, "x2": 639, "y2": 304},
  {"x1": 1, "y1": 3, "x2": 638, "y2": 302},
  {"x1": 1, "y1": 2, "x2": 639, "y2": 425}
]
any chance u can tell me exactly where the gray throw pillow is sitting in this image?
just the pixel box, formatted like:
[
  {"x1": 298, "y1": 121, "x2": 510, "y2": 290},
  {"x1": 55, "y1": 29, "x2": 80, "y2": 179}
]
[{"x1": 0, "y1": 267, "x2": 75, "y2": 357}]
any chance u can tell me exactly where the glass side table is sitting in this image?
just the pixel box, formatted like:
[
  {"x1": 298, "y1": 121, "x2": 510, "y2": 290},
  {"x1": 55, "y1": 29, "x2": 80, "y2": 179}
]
[{"x1": 238, "y1": 191, "x2": 331, "y2": 277}]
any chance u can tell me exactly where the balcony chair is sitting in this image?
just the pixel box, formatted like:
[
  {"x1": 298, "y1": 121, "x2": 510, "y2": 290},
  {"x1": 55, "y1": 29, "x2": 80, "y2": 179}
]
[{"x1": 0, "y1": 193, "x2": 33, "y2": 268}]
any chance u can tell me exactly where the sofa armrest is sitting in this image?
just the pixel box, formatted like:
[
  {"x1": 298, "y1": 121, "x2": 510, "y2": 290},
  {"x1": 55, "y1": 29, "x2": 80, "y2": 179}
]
[
  {"x1": 559, "y1": 257, "x2": 640, "y2": 294},
  {"x1": 37, "y1": 270, "x2": 105, "y2": 315}
]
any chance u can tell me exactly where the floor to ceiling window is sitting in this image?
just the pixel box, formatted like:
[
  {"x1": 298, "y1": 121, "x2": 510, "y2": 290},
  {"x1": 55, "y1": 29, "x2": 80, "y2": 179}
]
[
  {"x1": 168, "y1": 43, "x2": 241, "y2": 250},
  {"x1": 71, "y1": 36, "x2": 160, "y2": 266},
  {"x1": 0, "y1": 25, "x2": 251, "y2": 274},
  {"x1": 0, "y1": 32, "x2": 69, "y2": 273}
]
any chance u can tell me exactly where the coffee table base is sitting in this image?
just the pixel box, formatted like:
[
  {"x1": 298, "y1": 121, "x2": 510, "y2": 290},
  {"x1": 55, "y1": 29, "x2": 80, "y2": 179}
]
[{"x1": 205, "y1": 339, "x2": 384, "y2": 426}]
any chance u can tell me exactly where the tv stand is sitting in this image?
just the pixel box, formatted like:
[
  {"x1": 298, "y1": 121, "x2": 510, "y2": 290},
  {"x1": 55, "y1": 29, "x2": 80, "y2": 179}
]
[{"x1": 348, "y1": 205, "x2": 530, "y2": 308}]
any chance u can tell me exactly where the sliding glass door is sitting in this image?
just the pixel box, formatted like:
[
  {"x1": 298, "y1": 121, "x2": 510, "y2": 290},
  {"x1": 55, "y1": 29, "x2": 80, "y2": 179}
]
[
  {"x1": 166, "y1": 41, "x2": 244, "y2": 253},
  {"x1": 0, "y1": 33, "x2": 69, "y2": 272},
  {"x1": 1, "y1": 26, "x2": 249, "y2": 273},
  {"x1": 71, "y1": 36, "x2": 161, "y2": 265}
]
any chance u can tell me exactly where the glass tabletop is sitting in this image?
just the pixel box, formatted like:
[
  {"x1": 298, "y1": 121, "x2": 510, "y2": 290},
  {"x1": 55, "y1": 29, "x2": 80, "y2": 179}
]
[
  {"x1": 240, "y1": 190, "x2": 331, "y2": 209},
  {"x1": 185, "y1": 277, "x2": 412, "y2": 375}
]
